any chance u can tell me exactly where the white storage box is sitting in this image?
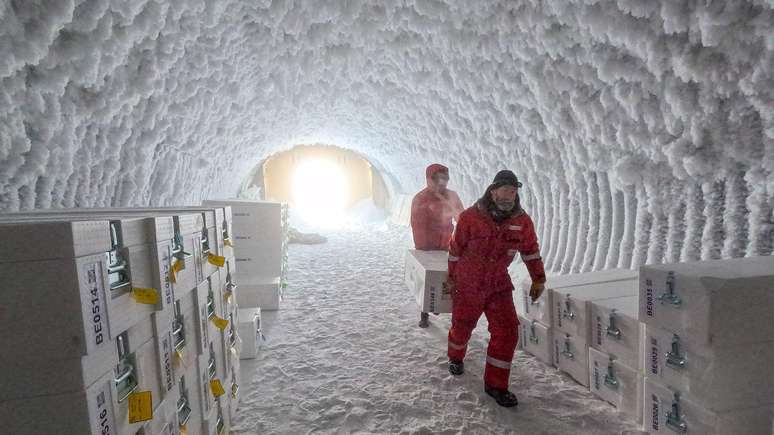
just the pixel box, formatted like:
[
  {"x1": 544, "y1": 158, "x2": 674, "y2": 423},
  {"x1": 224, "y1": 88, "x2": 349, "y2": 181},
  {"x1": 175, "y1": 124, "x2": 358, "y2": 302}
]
[
  {"x1": 639, "y1": 255, "x2": 774, "y2": 348},
  {"x1": 142, "y1": 378, "x2": 181, "y2": 435},
  {"x1": 238, "y1": 308, "x2": 263, "y2": 360},
  {"x1": 588, "y1": 347, "x2": 643, "y2": 424},
  {"x1": 404, "y1": 250, "x2": 451, "y2": 314},
  {"x1": 553, "y1": 332, "x2": 590, "y2": 387},
  {"x1": 0, "y1": 332, "x2": 162, "y2": 435},
  {"x1": 518, "y1": 315, "x2": 553, "y2": 366},
  {"x1": 0, "y1": 313, "x2": 153, "y2": 402},
  {"x1": 590, "y1": 296, "x2": 644, "y2": 371},
  {"x1": 177, "y1": 287, "x2": 205, "y2": 369},
  {"x1": 644, "y1": 377, "x2": 774, "y2": 435},
  {"x1": 644, "y1": 323, "x2": 774, "y2": 410},
  {"x1": 553, "y1": 280, "x2": 639, "y2": 342},
  {"x1": 549, "y1": 268, "x2": 637, "y2": 288},
  {"x1": 238, "y1": 278, "x2": 281, "y2": 310},
  {"x1": 151, "y1": 307, "x2": 179, "y2": 401},
  {"x1": 203, "y1": 200, "x2": 287, "y2": 282},
  {"x1": 518, "y1": 280, "x2": 553, "y2": 326}
]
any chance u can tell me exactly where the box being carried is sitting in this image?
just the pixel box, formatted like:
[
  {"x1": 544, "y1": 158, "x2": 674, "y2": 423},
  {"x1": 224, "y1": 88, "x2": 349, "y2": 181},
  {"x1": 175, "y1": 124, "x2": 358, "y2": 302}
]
[{"x1": 404, "y1": 250, "x2": 451, "y2": 314}]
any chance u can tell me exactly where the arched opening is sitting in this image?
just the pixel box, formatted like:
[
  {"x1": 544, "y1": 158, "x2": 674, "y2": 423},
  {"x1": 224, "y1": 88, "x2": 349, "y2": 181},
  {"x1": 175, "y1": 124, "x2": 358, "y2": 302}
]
[{"x1": 240, "y1": 144, "x2": 391, "y2": 229}]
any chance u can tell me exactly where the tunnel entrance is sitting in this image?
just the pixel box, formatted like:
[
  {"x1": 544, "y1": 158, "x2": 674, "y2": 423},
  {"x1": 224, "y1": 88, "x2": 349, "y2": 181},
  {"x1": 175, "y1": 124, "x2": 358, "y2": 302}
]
[{"x1": 247, "y1": 145, "x2": 390, "y2": 229}]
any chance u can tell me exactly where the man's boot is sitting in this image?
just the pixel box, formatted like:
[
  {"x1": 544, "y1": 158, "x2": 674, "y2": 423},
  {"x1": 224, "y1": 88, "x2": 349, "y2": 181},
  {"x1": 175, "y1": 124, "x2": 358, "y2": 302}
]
[
  {"x1": 449, "y1": 359, "x2": 464, "y2": 376},
  {"x1": 418, "y1": 312, "x2": 429, "y2": 328},
  {"x1": 484, "y1": 385, "x2": 518, "y2": 407}
]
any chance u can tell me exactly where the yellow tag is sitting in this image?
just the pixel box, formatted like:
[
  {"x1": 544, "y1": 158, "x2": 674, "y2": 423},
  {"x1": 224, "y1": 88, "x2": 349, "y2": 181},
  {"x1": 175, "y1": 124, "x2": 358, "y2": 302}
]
[
  {"x1": 207, "y1": 253, "x2": 226, "y2": 267},
  {"x1": 175, "y1": 348, "x2": 185, "y2": 366},
  {"x1": 211, "y1": 316, "x2": 229, "y2": 331},
  {"x1": 131, "y1": 287, "x2": 159, "y2": 305},
  {"x1": 170, "y1": 259, "x2": 183, "y2": 284},
  {"x1": 127, "y1": 391, "x2": 153, "y2": 423},
  {"x1": 224, "y1": 291, "x2": 233, "y2": 304},
  {"x1": 224, "y1": 239, "x2": 233, "y2": 247},
  {"x1": 210, "y1": 379, "x2": 225, "y2": 398},
  {"x1": 180, "y1": 424, "x2": 187, "y2": 435}
]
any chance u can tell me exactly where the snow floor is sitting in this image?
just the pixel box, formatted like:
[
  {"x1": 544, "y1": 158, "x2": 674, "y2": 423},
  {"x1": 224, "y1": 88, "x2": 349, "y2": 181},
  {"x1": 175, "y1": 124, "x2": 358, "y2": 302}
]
[{"x1": 231, "y1": 223, "x2": 644, "y2": 434}]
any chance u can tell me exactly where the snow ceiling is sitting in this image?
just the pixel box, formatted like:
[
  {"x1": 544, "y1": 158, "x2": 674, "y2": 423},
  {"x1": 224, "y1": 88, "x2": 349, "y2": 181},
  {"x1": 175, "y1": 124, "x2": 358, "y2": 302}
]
[{"x1": 1, "y1": 0, "x2": 773, "y2": 271}]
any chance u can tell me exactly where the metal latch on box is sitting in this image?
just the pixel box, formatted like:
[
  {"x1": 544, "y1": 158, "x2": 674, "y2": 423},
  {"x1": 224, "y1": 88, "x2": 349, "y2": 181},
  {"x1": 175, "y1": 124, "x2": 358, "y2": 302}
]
[
  {"x1": 228, "y1": 313, "x2": 238, "y2": 348},
  {"x1": 208, "y1": 345, "x2": 217, "y2": 379},
  {"x1": 200, "y1": 219, "x2": 211, "y2": 256},
  {"x1": 561, "y1": 335, "x2": 574, "y2": 359},
  {"x1": 177, "y1": 377, "x2": 192, "y2": 427},
  {"x1": 173, "y1": 301, "x2": 186, "y2": 350},
  {"x1": 657, "y1": 271, "x2": 682, "y2": 307},
  {"x1": 666, "y1": 334, "x2": 686, "y2": 369},
  {"x1": 665, "y1": 392, "x2": 688, "y2": 433},
  {"x1": 563, "y1": 295, "x2": 575, "y2": 320},
  {"x1": 606, "y1": 309, "x2": 622, "y2": 339},
  {"x1": 604, "y1": 358, "x2": 619, "y2": 389},
  {"x1": 114, "y1": 333, "x2": 139, "y2": 403},
  {"x1": 171, "y1": 217, "x2": 192, "y2": 261},
  {"x1": 231, "y1": 375, "x2": 239, "y2": 399},
  {"x1": 107, "y1": 221, "x2": 132, "y2": 295},
  {"x1": 529, "y1": 320, "x2": 539, "y2": 344},
  {"x1": 216, "y1": 408, "x2": 225, "y2": 435}
]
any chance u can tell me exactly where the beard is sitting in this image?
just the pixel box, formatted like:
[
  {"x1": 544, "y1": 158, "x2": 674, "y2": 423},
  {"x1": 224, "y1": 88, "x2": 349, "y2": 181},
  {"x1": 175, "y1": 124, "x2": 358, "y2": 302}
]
[{"x1": 495, "y1": 199, "x2": 515, "y2": 211}]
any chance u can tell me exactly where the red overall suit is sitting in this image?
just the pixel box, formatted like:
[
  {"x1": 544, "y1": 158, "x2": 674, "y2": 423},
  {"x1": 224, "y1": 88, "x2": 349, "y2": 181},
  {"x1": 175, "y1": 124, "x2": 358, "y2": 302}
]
[
  {"x1": 447, "y1": 201, "x2": 546, "y2": 389},
  {"x1": 410, "y1": 164, "x2": 464, "y2": 250}
]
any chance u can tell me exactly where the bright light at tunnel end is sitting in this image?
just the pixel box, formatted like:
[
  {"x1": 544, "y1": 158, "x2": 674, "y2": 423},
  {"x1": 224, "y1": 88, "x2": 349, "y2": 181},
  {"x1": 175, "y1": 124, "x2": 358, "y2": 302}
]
[{"x1": 292, "y1": 159, "x2": 350, "y2": 229}]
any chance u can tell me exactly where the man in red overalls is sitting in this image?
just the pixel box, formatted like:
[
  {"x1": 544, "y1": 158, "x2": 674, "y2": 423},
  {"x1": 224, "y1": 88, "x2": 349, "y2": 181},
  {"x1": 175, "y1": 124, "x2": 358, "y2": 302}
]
[
  {"x1": 446, "y1": 170, "x2": 546, "y2": 407},
  {"x1": 410, "y1": 163, "x2": 464, "y2": 328}
]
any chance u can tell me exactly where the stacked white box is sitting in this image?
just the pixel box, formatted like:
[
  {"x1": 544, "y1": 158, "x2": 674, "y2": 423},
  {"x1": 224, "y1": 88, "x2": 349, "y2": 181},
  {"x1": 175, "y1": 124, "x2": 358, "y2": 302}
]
[
  {"x1": 0, "y1": 206, "x2": 239, "y2": 435},
  {"x1": 404, "y1": 249, "x2": 452, "y2": 314},
  {"x1": 639, "y1": 255, "x2": 774, "y2": 435},
  {"x1": 202, "y1": 199, "x2": 288, "y2": 286},
  {"x1": 516, "y1": 277, "x2": 554, "y2": 365},
  {"x1": 590, "y1": 296, "x2": 644, "y2": 371},
  {"x1": 238, "y1": 308, "x2": 263, "y2": 359},
  {"x1": 549, "y1": 272, "x2": 638, "y2": 387},
  {"x1": 239, "y1": 278, "x2": 282, "y2": 310},
  {"x1": 589, "y1": 347, "x2": 643, "y2": 424}
]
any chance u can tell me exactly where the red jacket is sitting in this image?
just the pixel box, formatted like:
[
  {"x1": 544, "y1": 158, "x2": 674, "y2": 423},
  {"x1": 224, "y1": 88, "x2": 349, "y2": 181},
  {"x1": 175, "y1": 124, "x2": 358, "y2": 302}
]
[
  {"x1": 410, "y1": 164, "x2": 464, "y2": 250},
  {"x1": 448, "y1": 201, "x2": 546, "y2": 293}
]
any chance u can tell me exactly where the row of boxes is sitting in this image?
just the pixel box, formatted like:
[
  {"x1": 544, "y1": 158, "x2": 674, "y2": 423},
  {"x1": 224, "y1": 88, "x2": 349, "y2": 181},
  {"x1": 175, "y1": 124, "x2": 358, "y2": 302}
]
[
  {"x1": 203, "y1": 200, "x2": 288, "y2": 311},
  {"x1": 518, "y1": 255, "x2": 774, "y2": 433},
  {"x1": 0, "y1": 206, "x2": 242, "y2": 435}
]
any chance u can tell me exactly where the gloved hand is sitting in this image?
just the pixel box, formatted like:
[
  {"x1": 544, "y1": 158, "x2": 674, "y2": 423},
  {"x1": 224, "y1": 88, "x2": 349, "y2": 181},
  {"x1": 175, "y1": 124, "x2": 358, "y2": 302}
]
[{"x1": 529, "y1": 281, "x2": 546, "y2": 302}]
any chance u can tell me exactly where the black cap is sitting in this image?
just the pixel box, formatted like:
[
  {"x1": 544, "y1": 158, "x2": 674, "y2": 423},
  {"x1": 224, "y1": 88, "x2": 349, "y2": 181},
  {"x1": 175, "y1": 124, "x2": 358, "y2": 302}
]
[{"x1": 491, "y1": 170, "x2": 522, "y2": 188}]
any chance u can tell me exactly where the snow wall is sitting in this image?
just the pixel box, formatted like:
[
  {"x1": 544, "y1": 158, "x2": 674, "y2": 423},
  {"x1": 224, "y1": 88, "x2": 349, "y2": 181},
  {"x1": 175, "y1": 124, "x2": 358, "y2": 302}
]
[{"x1": 1, "y1": 1, "x2": 773, "y2": 273}]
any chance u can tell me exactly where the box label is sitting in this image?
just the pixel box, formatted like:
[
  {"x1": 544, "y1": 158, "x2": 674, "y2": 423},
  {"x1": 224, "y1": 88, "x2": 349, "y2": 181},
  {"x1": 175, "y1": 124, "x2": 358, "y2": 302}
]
[
  {"x1": 650, "y1": 337, "x2": 660, "y2": 375},
  {"x1": 160, "y1": 332, "x2": 174, "y2": 393},
  {"x1": 131, "y1": 287, "x2": 159, "y2": 305},
  {"x1": 593, "y1": 361, "x2": 600, "y2": 390},
  {"x1": 645, "y1": 278, "x2": 654, "y2": 318},
  {"x1": 651, "y1": 393, "x2": 660, "y2": 431},
  {"x1": 92, "y1": 381, "x2": 116, "y2": 435},
  {"x1": 84, "y1": 261, "x2": 109, "y2": 348},
  {"x1": 596, "y1": 316, "x2": 603, "y2": 346},
  {"x1": 161, "y1": 246, "x2": 173, "y2": 306}
]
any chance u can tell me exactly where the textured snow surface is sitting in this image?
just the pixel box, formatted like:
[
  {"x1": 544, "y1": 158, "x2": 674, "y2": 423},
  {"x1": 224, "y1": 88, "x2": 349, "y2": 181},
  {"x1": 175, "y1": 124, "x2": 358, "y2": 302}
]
[
  {"x1": 2, "y1": 1, "x2": 774, "y2": 270},
  {"x1": 232, "y1": 225, "x2": 641, "y2": 434}
]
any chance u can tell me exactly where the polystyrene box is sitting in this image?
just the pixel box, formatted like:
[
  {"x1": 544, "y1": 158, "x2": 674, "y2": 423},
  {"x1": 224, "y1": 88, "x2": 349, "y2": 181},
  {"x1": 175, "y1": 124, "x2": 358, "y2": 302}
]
[
  {"x1": 519, "y1": 279, "x2": 553, "y2": 325},
  {"x1": 639, "y1": 255, "x2": 774, "y2": 348},
  {"x1": 238, "y1": 308, "x2": 262, "y2": 360},
  {"x1": 0, "y1": 220, "x2": 112, "y2": 262},
  {"x1": 142, "y1": 374, "x2": 181, "y2": 435},
  {"x1": 590, "y1": 296, "x2": 644, "y2": 371},
  {"x1": 178, "y1": 286, "x2": 205, "y2": 369},
  {"x1": 404, "y1": 250, "x2": 451, "y2": 314},
  {"x1": 548, "y1": 268, "x2": 637, "y2": 288},
  {"x1": 644, "y1": 323, "x2": 774, "y2": 411},
  {"x1": 151, "y1": 307, "x2": 179, "y2": 401},
  {"x1": 588, "y1": 347, "x2": 643, "y2": 424},
  {"x1": 238, "y1": 278, "x2": 281, "y2": 310},
  {"x1": 553, "y1": 332, "x2": 590, "y2": 387},
  {"x1": 203, "y1": 200, "x2": 287, "y2": 280},
  {"x1": 643, "y1": 377, "x2": 774, "y2": 435},
  {"x1": 1, "y1": 330, "x2": 162, "y2": 435},
  {"x1": 518, "y1": 315, "x2": 553, "y2": 366},
  {"x1": 0, "y1": 311, "x2": 153, "y2": 401},
  {"x1": 553, "y1": 279, "x2": 639, "y2": 342}
]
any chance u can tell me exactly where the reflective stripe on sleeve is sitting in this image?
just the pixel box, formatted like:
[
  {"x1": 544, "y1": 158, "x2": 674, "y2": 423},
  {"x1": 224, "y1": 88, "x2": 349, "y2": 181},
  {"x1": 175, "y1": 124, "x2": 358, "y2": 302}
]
[
  {"x1": 521, "y1": 252, "x2": 541, "y2": 261},
  {"x1": 448, "y1": 256, "x2": 460, "y2": 262},
  {"x1": 448, "y1": 341, "x2": 466, "y2": 350}
]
